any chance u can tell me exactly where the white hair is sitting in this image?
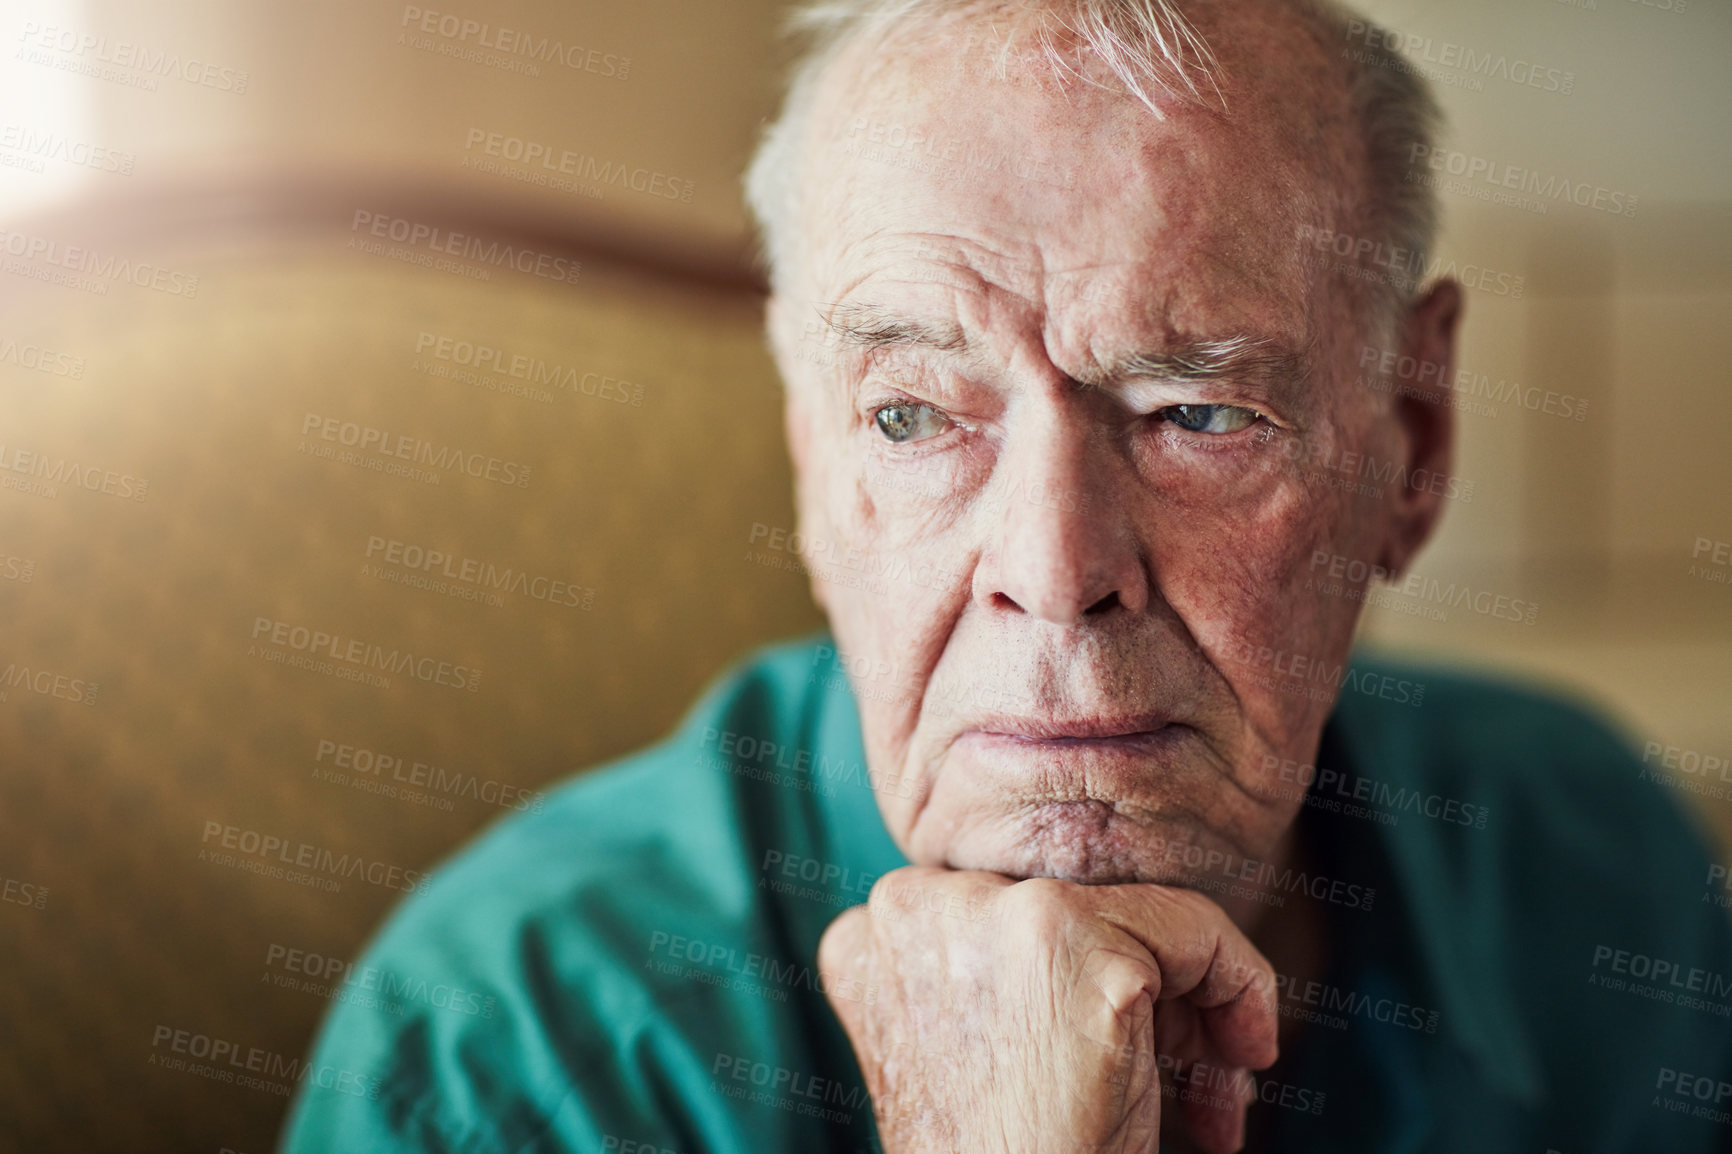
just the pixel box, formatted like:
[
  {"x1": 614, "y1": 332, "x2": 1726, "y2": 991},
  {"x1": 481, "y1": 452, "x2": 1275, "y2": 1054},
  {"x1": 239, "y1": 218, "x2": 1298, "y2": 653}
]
[{"x1": 743, "y1": 0, "x2": 1442, "y2": 323}]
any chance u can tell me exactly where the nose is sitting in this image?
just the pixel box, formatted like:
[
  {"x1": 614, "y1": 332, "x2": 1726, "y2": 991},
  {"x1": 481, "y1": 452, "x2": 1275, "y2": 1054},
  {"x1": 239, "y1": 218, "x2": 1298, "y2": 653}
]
[{"x1": 971, "y1": 404, "x2": 1149, "y2": 624}]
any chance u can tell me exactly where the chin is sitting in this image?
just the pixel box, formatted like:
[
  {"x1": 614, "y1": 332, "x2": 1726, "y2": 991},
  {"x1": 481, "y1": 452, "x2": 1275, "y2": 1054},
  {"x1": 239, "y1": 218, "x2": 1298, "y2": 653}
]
[{"x1": 935, "y1": 801, "x2": 1215, "y2": 887}]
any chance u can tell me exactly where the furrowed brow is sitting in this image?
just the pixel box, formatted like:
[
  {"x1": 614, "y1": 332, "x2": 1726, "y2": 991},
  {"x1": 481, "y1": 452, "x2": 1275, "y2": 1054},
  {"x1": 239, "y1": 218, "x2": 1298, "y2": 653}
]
[
  {"x1": 1092, "y1": 335, "x2": 1309, "y2": 393},
  {"x1": 822, "y1": 302, "x2": 968, "y2": 354}
]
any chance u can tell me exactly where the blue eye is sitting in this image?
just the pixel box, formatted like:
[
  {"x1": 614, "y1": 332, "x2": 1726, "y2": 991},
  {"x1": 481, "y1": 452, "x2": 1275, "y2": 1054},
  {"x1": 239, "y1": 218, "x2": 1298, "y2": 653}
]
[
  {"x1": 1158, "y1": 404, "x2": 1262, "y2": 435},
  {"x1": 874, "y1": 402, "x2": 950, "y2": 444}
]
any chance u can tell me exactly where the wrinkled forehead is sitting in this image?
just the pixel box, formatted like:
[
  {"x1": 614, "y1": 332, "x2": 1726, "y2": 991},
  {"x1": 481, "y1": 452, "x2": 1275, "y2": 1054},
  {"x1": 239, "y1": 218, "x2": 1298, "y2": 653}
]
[{"x1": 792, "y1": 2, "x2": 1365, "y2": 343}]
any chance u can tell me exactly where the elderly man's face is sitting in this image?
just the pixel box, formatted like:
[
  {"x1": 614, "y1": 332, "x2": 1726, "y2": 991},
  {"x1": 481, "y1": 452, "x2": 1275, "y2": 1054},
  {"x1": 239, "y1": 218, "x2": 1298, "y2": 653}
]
[{"x1": 770, "y1": 10, "x2": 1457, "y2": 893}]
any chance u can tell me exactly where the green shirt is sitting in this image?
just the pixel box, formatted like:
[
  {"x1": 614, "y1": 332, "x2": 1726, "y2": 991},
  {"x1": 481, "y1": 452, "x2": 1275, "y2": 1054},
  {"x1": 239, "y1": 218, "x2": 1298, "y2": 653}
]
[{"x1": 279, "y1": 635, "x2": 1732, "y2": 1153}]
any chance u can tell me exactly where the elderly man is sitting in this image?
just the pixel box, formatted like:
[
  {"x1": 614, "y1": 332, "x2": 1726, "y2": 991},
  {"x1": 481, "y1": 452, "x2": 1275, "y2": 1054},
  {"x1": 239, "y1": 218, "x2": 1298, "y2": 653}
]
[{"x1": 281, "y1": 0, "x2": 1732, "y2": 1151}]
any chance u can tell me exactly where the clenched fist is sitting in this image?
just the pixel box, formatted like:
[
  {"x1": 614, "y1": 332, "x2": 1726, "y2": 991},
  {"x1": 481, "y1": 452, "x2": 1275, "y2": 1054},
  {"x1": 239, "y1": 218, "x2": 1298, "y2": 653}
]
[{"x1": 817, "y1": 866, "x2": 1279, "y2": 1154}]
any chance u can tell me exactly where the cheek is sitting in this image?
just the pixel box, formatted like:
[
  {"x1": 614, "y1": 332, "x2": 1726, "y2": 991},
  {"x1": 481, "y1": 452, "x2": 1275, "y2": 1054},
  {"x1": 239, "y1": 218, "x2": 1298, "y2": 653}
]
[
  {"x1": 807, "y1": 419, "x2": 990, "y2": 628},
  {"x1": 798, "y1": 439, "x2": 996, "y2": 824},
  {"x1": 1138, "y1": 448, "x2": 1367, "y2": 739}
]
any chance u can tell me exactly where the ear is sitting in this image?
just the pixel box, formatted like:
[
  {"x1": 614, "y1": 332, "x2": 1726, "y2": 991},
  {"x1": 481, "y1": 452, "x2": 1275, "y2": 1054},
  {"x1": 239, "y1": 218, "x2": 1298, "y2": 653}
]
[{"x1": 1377, "y1": 279, "x2": 1464, "y2": 578}]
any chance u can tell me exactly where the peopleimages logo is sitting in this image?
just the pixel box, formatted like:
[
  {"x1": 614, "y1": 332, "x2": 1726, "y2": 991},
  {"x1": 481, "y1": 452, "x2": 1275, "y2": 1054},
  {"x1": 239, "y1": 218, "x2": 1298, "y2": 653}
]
[
  {"x1": 0, "y1": 123, "x2": 134, "y2": 174},
  {"x1": 1356, "y1": 346, "x2": 1590, "y2": 423},
  {"x1": 710, "y1": 1052, "x2": 869, "y2": 1124},
  {"x1": 463, "y1": 129, "x2": 694, "y2": 203},
  {"x1": 1268, "y1": 436, "x2": 1476, "y2": 504},
  {"x1": 1, "y1": 874, "x2": 47, "y2": 910},
  {"x1": 364, "y1": 536, "x2": 595, "y2": 610},
  {"x1": 0, "y1": 334, "x2": 85, "y2": 378},
  {"x1": 413, "y1": 331, "x2": 645, "y2": 405},
  {"x1": 1307, "y1": 550, "x2": 1538, "y2": 626},
  {"x1": 1342, "y1": 20, "x2": 1575, "y2": 94},
  {"x1": 198, "y1": 820, "x2": 430, "y2": 894},
  {"x1": 148, "y1": 1026, "x2": 309, "y2": 1088},
  {"x1": 1144, "y1": 835, "x2": 1377, "y2": 911},
  {"x1": 1272, "y1": 972, "x2": 1440, "y2": 1034},
  {"x1": 249, "y1": 616, "x2": 482, "y2": 692},
  {"x1": 0, "y1": 441, "x2": 149, "y2": 501},
  {"x1": 1295, "y1": 223, "x2": 1524, "y2": 299},
  {"x1": 348, "y1": 211, "x2": 581, "y2": 285},
  {"x1": 1654, "y1": 1067, "x2": 1732, "y2": 1126},
  {"x1": 0, "y1": 658, "x2": 98, "y2": 705},
  {"x1": 262, "y1": 943, "x2": 498, "y2": 1019},
  {"x1": 1407, "y1": 145, "x2": 1638, "y2": 218},
  {"x1": 398, "y1": 6, "x2": 630, "y2": 79},
  {"x1": 16, "y1": 22, "x2": 251, "y2": 92},
  {"x1": 313, "y1": 738, "x2": 545, "y2": 814},
  {"x1": 0, "y1": 228, "x2": 199, "y2": 296},
  {"x1": 298, "y1": 412, "x2": 532, "y2": 488},
  {"x1": 1590, "y1": 945, "x2": 1732, "y2": 1004},
  {"x1": 1214, "y1": 638, "x2": 1426, "y2": 709}
]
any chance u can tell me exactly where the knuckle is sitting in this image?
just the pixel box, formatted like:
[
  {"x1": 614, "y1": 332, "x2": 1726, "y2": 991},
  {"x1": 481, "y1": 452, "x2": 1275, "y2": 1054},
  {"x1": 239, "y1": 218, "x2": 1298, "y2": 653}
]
[
  {"x1": 1095, "y1": 949, "x2": 1162, "y2": 1011},
  {"x1": 998, "y1": 876, "x2": 1076, "y2": 942}
]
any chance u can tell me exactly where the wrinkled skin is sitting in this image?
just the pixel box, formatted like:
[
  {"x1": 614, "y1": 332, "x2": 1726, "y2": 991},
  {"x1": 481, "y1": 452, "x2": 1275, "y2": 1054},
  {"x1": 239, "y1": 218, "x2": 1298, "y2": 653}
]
[
  {"x1": 769, "y1": 2, "x2": 1462, "y2": 1149},
  {"x1": 820, "y1": 868, "x2": 1280, "y2": 1152}
]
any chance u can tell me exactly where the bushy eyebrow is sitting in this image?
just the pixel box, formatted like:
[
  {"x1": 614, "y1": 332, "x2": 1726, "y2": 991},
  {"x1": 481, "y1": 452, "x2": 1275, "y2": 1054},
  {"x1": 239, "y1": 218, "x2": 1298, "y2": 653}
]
[
  {"x1": 1089, "y1": 335, "x2": 1311, "y2": 394},
  {"x1": 822, "y1": 302, "x2": 968, "y2": 354}
]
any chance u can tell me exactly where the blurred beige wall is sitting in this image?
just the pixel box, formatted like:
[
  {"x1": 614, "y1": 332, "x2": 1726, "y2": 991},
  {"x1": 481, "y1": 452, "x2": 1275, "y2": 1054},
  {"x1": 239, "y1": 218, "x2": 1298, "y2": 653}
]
[{"x1": 1, "y1": 0, "x2": 1728, "y2": 1150}]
